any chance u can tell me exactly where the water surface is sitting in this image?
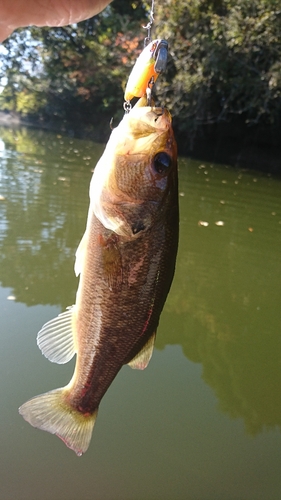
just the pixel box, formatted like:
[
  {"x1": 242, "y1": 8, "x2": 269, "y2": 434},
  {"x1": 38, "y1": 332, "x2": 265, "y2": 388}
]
[{"x1": 0, "y1": 126, "x2": 281, "y2": 500}]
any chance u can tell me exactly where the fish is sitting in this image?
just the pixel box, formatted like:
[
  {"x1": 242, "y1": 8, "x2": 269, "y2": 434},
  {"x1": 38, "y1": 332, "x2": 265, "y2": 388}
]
[{"x1": 19, "y1": 96, "x2": 179, "y2": 456}]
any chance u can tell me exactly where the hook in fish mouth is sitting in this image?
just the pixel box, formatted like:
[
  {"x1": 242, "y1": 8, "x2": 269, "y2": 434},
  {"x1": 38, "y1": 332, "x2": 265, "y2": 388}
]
[{"x1": 146, "y1": 76, "x2": 156, "y2": 107}]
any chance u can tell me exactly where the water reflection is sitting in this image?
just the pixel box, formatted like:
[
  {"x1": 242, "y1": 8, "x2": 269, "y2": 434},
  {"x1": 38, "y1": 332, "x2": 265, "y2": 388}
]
[
  {"x1": 0, "y1": 127, "x2": 104, "y2": 307},
  {"x1": 1, "y1": 126, "x2": 281, "y2": 438},
  {"x1": 160, "y1": 159, "x2": 281, "y2": 435}
]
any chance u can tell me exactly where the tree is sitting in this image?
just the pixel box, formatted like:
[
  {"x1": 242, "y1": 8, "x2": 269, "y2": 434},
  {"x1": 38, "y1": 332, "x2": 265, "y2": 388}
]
[
  {"x1": 0, "y1": 1, "x2": 148, "y2": 136},
  {"x1": 1, "y1": 0, "x2": 281, "y2": 144},
  {"x1": 155, "y1": 0, "x2": 281, "y2": 139}
]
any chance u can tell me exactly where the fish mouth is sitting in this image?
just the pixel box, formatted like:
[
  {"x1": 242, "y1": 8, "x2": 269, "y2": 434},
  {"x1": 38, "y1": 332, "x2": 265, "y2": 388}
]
[
  {"x1": 153, "y1": 108, "x2": 165, "y2": 118},
  {"x1": 131, "y1": 96, "x2": 172, "y2": 126},
  {"x1": 151, "y1": 107, "x2": 172, "y2": 127},
  {"x1": 128, "y1": 106, "x2": 172, "y2": 136},
  {"x1": 145, "y1": 108, "x2": 172, "y2": 135}
]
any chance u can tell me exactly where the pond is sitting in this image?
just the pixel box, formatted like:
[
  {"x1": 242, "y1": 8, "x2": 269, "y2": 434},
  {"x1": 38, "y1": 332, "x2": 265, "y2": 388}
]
[{"x1": 0, "y1": 125, "x2": 281, "y2": 500}]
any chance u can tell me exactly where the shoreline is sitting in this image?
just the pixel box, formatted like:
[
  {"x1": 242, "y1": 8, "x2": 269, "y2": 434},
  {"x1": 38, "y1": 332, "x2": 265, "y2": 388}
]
[{"x1": 1, "y1": 111, "x2": 280, "y2": 174}]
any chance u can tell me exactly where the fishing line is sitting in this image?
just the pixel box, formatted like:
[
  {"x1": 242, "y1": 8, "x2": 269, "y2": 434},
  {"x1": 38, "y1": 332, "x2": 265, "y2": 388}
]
[{"x1": 143, "y1": 0, "x2": 155, "y2": 46}]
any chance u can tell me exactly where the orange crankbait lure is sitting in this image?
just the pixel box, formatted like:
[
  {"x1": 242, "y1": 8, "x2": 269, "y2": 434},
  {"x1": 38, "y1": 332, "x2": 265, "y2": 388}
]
[{"x1": 124, "y1": 39, "x2": 168, "y2": 102}]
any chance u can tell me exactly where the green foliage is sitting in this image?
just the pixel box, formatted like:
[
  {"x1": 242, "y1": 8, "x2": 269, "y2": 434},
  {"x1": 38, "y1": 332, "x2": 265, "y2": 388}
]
[
  {"x1": 0, "y1": 1, "x2": 148, "y2": 130},
  {"x1": 1, "y1": 0, "x2": 281, "y2": 139},
  {"x1": 155, "y1": 0, "x2": 281, "y2": 136}
]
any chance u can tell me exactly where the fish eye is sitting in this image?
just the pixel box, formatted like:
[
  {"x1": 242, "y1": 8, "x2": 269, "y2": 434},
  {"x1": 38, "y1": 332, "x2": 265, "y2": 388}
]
[{"x1": 153, "y1": 152, "x2": 172, "y2": 174}]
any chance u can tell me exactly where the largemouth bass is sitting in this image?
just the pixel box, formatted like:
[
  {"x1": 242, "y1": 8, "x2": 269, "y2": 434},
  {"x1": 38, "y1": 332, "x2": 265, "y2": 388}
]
[{"x1": 19, "y1": 97, "x2": 179, "y2": 456}]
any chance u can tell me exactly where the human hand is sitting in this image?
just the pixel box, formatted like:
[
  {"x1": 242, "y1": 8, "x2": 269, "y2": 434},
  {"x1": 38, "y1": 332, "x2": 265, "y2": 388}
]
[{"x1": 0, "y1": 0, "x2": 112, "y2": 42}]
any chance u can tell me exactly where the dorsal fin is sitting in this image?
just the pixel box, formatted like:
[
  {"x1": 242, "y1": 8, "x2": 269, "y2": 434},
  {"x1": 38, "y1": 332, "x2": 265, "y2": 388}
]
[
  {"x1": 37, "y1": 306, "x2": 76, "y2": 364},
  {"x1": 128, "y1": 332, "x2": 156, "y2": 370}
]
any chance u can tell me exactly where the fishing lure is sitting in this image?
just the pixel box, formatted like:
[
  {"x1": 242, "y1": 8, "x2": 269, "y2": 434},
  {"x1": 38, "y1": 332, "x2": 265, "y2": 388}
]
[{"x1": 124, "y1": 39, "x2": 168, "y2": 103}]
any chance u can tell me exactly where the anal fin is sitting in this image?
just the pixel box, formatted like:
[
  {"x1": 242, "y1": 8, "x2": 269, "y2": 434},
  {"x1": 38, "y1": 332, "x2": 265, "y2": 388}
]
[
  {"x1": 128, "y1": 332, "x2": 156, "y2": 370},
  {"x1": 75, "y1": 231, "x2": 87, "y2": 277}
]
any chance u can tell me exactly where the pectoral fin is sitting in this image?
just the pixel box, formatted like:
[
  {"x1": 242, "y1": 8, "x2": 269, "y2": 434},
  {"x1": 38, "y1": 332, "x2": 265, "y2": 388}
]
[
  {"x1": 128, "y1": 332, "x2": 156, "y2": 370},
  {"x1": 100, "y1": 235, "x2": 123, "y2": 291},
  {"x1": 74, "y1": 231, "x2": 87, "y2": 277},
  {"x1": 37, "y1": 306, "x2": 76, "y2": 364}
]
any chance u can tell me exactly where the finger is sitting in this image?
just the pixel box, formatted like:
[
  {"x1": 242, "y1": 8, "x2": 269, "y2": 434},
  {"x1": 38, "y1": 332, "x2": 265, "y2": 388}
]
[
  {"x1": 0, "y1": 0, "x2": 112, "y2": 42},
  {"x1": 0, "y1": 24, "x2": 13, "y2": 42}
]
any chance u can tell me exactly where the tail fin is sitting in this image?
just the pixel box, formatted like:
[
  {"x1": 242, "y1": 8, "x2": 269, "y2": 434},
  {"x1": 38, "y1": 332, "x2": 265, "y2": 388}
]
[{"x1": 19, "y1": 388, "x2": 97, "y2": 456}]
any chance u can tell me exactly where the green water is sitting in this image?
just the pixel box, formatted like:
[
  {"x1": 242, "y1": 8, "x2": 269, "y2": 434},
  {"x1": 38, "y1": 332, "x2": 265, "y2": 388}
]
[{"x1": 0, "y1": 126, "x2": 281, "y2": 500}]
